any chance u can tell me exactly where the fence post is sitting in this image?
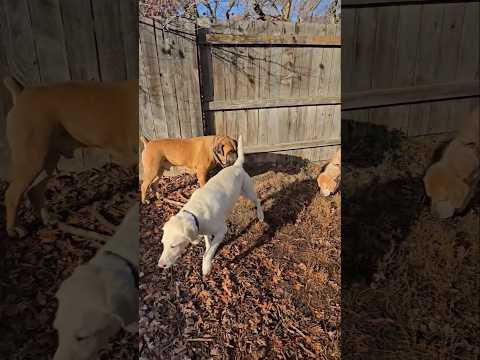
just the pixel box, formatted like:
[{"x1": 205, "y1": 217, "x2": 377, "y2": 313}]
[{"x1": 196, "y1": 24, "x2": 213, "y2": 135}]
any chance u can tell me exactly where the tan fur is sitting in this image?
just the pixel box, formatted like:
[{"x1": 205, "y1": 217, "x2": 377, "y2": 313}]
[
  {"x1": 3, "y1": 76, "x2": 138, "y2": 237},
  {"x1": 317, "y1": 149, "x2": 341, "y2": 196},
  {"x1": 424, "y1": 107, "x2": 479, "y2": 218},
  {"x1": 140, "y1": 135, "x2": 237, "y2": 202}
]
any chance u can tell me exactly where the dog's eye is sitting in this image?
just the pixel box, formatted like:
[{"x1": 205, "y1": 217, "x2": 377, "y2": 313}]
[{"x1": 75, "y1": 335, "x2": 90, "y2": 342}]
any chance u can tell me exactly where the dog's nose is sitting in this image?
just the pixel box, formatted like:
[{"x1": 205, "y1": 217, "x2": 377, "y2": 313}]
[{"x1": 158, "y1": 260, "x2": 166, "y2": 269}]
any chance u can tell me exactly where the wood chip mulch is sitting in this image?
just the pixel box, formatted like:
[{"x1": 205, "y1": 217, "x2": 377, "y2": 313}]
[
  {"x1": 140, "y1": 164, "x2": 341, "y2": 359},
  {"x1": 0, "y1": 164, "x2": 138, "y2": 360}
]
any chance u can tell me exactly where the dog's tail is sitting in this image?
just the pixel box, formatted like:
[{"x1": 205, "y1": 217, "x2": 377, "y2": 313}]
[
  {"x1": 234, "y1": 135, "x2": 244, "y2": 167},
  {"x1": 140, "y1": 135, "x2": 149, "y2": 148},
  {"x1": 3, "y1": 76, "x2": 24, "y2": 104}
]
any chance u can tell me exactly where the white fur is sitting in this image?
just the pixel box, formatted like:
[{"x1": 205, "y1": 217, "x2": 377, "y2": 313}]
[
  {"x1": 53, "y1": 203, "x2": 139, "y2": 360},
  {"x1": 158, "y1": 135, "x2": 264, "y2": 276}
]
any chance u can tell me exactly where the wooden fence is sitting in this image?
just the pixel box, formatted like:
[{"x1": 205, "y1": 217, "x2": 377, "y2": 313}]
[
  {"x1": 0, "y1": 0, "x2": 138, "y2": 177},
  {"x1": 342, "y1": 0, "x2": 480, "y2": 136},
  {"x1": 140, "y1": 18, "x2": 341, "y2": 161}
]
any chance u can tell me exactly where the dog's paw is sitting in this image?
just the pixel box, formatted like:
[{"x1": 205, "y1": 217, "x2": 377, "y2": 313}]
[
  {"x1": 202, "y1": 260, "x2": 213, "y2": 277},
  {"x1": 191, "y1": 236, "x2": 202, "y2": 245},
  {"x1": 257, "y1": 208, "x2": 264, "y2": 222}
]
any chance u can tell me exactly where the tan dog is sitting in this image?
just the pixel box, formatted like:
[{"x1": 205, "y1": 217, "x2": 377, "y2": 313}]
[
  {"x1": 3, "y1": 76, "x2": 138, "y2": 237},
  {"x1": 318, "y1": 149, "x2": 341, "y2": 196},
  {"x1": 424, "y1": 107, "x2": 479, "y2": 218},
  {"x1": 140, "y1": 135, "x2": 237, "y2": 202}
]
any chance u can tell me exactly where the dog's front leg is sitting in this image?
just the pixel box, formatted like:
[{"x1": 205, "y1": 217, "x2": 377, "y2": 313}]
[
  {"x1": 204, "y1": 235, "x2": 212, "y2": 252},
  {"x1": 196, "y1": 168, "x2": 208, "y2": 187},
  {"x1": 202, "y1": 226, "x2": 226, "y2": 277}
]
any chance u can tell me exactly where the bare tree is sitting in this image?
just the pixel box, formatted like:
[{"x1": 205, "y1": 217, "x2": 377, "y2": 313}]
[{"x1": 140, "y1": 0, "x2": 338, "y2": 24}]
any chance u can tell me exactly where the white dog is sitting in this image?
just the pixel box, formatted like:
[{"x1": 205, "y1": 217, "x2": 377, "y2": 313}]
[
  {"x1": 158, "y1": 135, "x2": 264, "y2": 276},
  {"x1": 53, "y1": 203, "x2": 139, "y2": 360}
]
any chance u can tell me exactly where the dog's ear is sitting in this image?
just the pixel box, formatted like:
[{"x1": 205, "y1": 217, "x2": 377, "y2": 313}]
[
  {"x1": 101, "y1": 269, "x2": 138, "y2": 330},
  {"x1": 181, "y1": 217, "x2": 197, "y2": 239}
]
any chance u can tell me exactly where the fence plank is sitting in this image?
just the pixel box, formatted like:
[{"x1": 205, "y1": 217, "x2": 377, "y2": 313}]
[
  {"x1": 409, "y1": 3, "x2": 445, "y2": 136},
  {"x1": 0, "y1": 0, "x2": 10, "y2": 178},
  {"x1": 120, "y1": 0, "x2": 139, "y2": 80},
  {"x1": 351, "y1": 7, "x2": 378, "y2": 122},
  {"x1": 29, "y1": 0, "x2": 70, "y2": 82},
  {"x1": 139, "y1": 37, "x2": 155, "y2": 140},
  {"x1": 2, "y1": 0, "x2": 40, "y2": 84},
  {"x1": 140, "y1": 20, "x2": 166, "y2": 138},
  {"x1": 430, "y1": 3, "x2": 466, "y2": 133},
  {"x1": 91, "y1": 0, "x2": 126, "y2": 81},
  {"x1": 454, "y1": 1, "x2": 480, "y2": 128},
  {"x1": 368, "y1": 5, "x2": 400, "y2": 128},
  {"x1": 60, "y1": 0, "x2": 99, "y2": 81},
  {"x1": 155, "y1": 27, "x2": 182, "y2": 138},
  {"x1": 183, "y1": 23, "x2": 203, "y2": 137},
  {"x1": 388, "y1": 3, "x2": 422, "y2": 132}
]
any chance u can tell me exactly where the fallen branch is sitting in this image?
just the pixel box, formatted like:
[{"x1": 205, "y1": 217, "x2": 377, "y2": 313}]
[
  {"x1": 177, "y1": 193, "x2": 190, "y2": 203},
  {"x1": 92, "y1": 208, "x2": 117, "y2": 233},
  {"x1": 158, "y1": 198, "x2": 185, "y2": 208},
  {"x1": 57, "y1": 222, "x2": 110, "y2": 245},
  {"x1": 186, "y1": 338, "x2": 213, "y2": 342},
  {"x1": 297, "y1": 342, "x2": 317, "y2": 358}
]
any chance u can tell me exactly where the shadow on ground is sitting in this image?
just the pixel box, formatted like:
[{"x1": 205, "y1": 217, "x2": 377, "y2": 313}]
[
  {"x1": 342, "y1": 119, "x2": 404, "y2": 168},
  {"x1": 342, "y1": 176, "x2": 425, "y2": 287}
]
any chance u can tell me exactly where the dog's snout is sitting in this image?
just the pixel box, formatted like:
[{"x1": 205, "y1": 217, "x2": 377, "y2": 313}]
[
  {"x1": 158, "y1": 260, "x2": 166, "y2": 269},
  {"x1": 227, "y1": 152, "x2": 238, "y2": 165}
]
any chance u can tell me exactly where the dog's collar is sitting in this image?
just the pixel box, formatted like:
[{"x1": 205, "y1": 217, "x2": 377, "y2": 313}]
[
  {"x1": 104, "y1": 251, "x2": 139, "y2": 288},
  {"x1": 182, "y1": 210, "x2": 200, "y2": 232}
]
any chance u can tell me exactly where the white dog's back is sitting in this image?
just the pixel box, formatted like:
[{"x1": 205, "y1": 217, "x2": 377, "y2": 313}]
[{"x1": 182, "y1": 136, "x2": 247, "y2": 233}]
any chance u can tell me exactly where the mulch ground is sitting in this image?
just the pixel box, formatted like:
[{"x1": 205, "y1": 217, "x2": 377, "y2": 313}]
[
  {"x1": 342, "y1": 121, "x2": 479, "y2": 359},
  {"x1": 0, "y1": 164, "x2": 138, "y2": 359},
  {"x1": 140, "y1": 161, "x2": 341, "y2": 359}
]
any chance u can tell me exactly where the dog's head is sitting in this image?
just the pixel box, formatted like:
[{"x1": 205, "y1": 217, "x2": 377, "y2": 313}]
[
  {"x1": 423, "y1": 161, "x2": 470, "y2": 219},
  {"x1": 213, "y1": 136, "x2": 238, "y2": 167},
  {"x1": 317, "y1": 173, "x2": 339, "y2": 197},
  {"x1": 53, "y1": 262, "x2": 138, "y2": 360},
  {"x1": 158, "y1": 214, "x2": 197, "y2": 269}
]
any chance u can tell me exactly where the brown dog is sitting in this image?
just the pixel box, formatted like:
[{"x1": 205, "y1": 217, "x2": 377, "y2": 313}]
[
  {"x1": 317, "y1": 149, "x2": 341, "y2": 196},
  {"x1": 424, "y1": 107, "x2": 479, "y2": 218},
  {"x1": 3, "y1": 76, "x2": 138, "y2": 237},
  {"x1": 140, "y1": 135, "x2": 237, "y2": 202}
]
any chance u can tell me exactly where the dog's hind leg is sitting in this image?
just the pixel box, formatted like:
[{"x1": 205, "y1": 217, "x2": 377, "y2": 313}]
[
  {"x1": 26, "y1": 151, "x2": 59, "y2": 226},
  {"x1": 5, "y1": 157, "x2": 45, "y2": 237},
  {"x1": 202, "y1": 225, "x2": 227, "y2": 277},
  {"x1": 241, "y1": 175, "x2": 264, "y2": 222}
]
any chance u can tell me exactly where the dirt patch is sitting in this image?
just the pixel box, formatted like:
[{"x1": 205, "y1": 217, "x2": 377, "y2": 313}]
[
  {"x1": 0, "y1": 164, "x2": 138, "y2": 359},
  {"x1": 342, "y1": 122, "x2": 479, "y2": 359},
  {"x1": 140, "y1": 163, "x2": 341, "y2": 359}
]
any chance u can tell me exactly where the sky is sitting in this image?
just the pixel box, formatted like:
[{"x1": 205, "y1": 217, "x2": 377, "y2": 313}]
[{"x1": 195, "y1": 0, "x2": 332, "y2": 22}]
